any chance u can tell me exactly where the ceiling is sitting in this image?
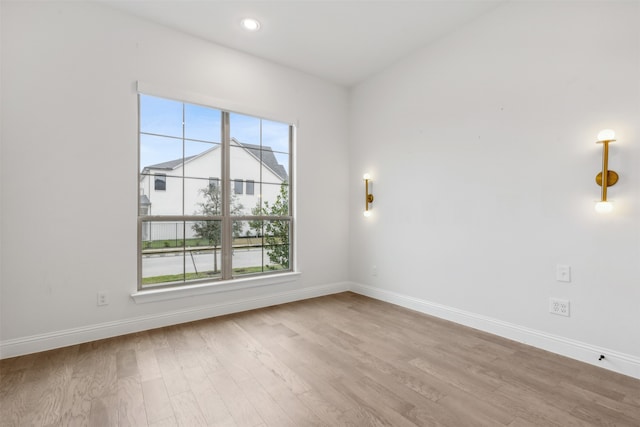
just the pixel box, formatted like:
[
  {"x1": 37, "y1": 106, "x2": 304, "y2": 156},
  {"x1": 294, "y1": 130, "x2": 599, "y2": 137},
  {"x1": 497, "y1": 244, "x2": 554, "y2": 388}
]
[{"x1": 104, "y1": 1, "x2": 504, "y2": 87}]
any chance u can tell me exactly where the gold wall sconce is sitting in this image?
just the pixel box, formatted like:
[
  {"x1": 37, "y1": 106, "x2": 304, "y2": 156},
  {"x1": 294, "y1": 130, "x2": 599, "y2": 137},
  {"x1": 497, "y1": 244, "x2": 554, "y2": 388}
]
[
  {"x1": 594, "y1": 129, "x2": 618, "y2": 213},
  {"x1": 363, "y1": 173, "x2": 374, "y2": 217}
]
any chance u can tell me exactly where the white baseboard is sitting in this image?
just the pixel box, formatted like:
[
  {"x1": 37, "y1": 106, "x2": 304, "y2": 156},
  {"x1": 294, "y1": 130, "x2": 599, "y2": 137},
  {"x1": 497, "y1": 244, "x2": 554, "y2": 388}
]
[
  {"x1": 350, "y1": 282, "x2": 640, "y2": 380},
  {"x1": 0, "y1": 281, "x2": 350, "y2": 359}
]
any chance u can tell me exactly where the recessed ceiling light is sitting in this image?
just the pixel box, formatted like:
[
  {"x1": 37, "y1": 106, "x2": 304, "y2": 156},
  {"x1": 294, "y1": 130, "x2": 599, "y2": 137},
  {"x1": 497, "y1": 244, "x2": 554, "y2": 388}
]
[{"x1": 241, "y1": 18, "x2": 261, "y2": 32}]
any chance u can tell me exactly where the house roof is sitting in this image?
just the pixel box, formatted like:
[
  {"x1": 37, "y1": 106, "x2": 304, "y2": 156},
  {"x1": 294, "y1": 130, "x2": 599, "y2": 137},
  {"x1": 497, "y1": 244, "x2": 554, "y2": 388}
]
[
  {"x1": 239, "y1": 142, "x2": 288, "y2": 182},
  {"x1": 144, "y1": 155, "x2": 197, "y2": 170},
  {"x1": 142, "y1": 139, "x2": 288, "y2": 182}
]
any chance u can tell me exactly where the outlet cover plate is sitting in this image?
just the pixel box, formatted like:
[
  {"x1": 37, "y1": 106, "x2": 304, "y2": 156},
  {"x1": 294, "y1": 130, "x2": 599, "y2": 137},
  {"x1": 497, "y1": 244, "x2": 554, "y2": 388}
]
[
  {"x1": 549, "y1": 297, "x2": 570, "y2": 316},
  {"x1": 556, "y1": 265, "x2": 571, "y2": 282},
  {"x1": 97, "y1": 291, "x2": 109, "y2": 306}
]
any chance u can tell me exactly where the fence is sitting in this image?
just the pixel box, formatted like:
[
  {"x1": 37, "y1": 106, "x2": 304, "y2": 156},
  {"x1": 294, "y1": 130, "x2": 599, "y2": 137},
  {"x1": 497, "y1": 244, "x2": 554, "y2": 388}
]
[{"x1": 141, "y1": 222, "x2": 199, "y2": 242}]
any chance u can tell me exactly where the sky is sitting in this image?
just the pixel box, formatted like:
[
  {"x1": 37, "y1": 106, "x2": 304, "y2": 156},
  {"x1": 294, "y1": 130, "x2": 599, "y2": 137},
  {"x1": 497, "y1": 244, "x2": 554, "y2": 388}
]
[{"x1": 139, "y1": 94, "x2": 290, "y2": 172}]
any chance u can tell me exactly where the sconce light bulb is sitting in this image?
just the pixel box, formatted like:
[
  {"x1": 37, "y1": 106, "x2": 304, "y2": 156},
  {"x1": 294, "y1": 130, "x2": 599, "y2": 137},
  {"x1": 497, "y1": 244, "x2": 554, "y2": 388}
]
[
  {"x1": 363, "y1": 210, "x2": 372, "y2": 217},
  {"x1": 597, "y1": 129, "x2": 615, "y2": 142},
  {"x1": 595, "y1": 201, "x2": 613, "y2": 214},
  {"x1": 363, "y1": 173, "x2": 371, "y2": 180}
]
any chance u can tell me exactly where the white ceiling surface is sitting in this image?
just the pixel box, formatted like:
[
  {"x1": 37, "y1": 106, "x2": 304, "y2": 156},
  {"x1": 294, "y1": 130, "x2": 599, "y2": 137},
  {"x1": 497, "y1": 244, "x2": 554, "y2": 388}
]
[{"x1": 104, "y1": 1, "x2": 504, "y2": 87}]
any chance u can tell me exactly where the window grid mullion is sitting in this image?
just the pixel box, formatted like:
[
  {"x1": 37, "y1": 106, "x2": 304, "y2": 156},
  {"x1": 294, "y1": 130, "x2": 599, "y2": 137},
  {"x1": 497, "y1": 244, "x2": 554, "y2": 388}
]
[
  {"x1": 221, "y1": 112, "x2": 233, "y2": 280},
  {"x1": 182, "y1": 103, "x2": 186, "y2": 281}
]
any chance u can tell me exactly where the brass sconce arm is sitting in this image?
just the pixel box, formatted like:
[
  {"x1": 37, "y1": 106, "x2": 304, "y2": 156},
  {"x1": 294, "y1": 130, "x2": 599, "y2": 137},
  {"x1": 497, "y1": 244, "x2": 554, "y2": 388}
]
[
  {"x1": 363, "y1": 173, "x2": 374, "y2": 217},
  {"x1": 594, "y1": 129, "x2": 618, "y2": 213}
]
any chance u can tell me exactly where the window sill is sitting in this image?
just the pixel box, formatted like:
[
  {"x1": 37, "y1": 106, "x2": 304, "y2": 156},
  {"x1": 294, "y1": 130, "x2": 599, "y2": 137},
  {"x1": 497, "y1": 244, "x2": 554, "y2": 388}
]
[{"x1": 131, "y1": 272, "x2": 301, "y2": 304}]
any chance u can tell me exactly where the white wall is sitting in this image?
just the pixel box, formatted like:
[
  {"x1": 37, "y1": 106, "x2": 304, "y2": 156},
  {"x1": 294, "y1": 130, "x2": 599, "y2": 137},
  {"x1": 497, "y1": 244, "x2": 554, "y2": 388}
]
[
  {"x1": 349, "y1": 1, "x2": 640, "y2": 375},
  {"x1": 0, "y1": 1, "x2": 349, "y2": 353}
]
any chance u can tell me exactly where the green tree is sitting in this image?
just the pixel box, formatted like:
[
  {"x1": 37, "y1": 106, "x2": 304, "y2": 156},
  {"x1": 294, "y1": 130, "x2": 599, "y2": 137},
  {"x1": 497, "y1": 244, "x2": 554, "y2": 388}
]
[
  {"x1": 192, "y1": 184, "x2": 243, "y2": 273},
  {"x1": 250, "y1": 182, "x2": 290, "y2": 269}
]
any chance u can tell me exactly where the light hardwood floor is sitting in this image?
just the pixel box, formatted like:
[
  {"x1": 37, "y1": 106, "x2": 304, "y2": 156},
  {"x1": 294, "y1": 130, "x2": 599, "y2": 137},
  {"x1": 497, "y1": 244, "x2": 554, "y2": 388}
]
[{"x1": 1, "y1": 292, "x2": 639, "y2": 426}]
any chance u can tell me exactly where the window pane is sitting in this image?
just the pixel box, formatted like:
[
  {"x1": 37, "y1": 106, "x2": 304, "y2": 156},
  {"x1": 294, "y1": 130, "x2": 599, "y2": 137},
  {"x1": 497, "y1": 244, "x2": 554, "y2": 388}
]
[
  {"x1": 185, "y1": 104, "x2": 221, "y2": 143},
  {"x1": 232, "y1": 219, "x2": 290, "y2": 274},
  {"x1": 189, "y1": 219, "x2": 222, "y2": 249},
  {"x1": 231, "y1": 221, "x2": 265, "y2": 276},
  {"x1": 230, "y1": 113, "x2": 260, "y2": 145},
  {"x1": 261, "y1": 183, "x2": 289, "y2": 216},
  {"x1": 140, "y1": 134, "x2": 183, "y2": 176},
  {"x1": 140, "y1": 175, "x2": 183, "y2": 215},
  {"x1": 232, "y1": 187, "x2": 252, "y2": 216},
  {"x1": 141, "y1": 220, "x2": 186, "y2": 287},
  {"x1": 262, "y1": 120, "x2": 290, "y2": 154},
  {"x1": 233, "y1": 179, "x2": 244, "y2": 195},
  {"x1": 183, "y1": 178, "x2": 211, "y2": 216},
  {"x1": 246, "y1": 180, "x2": 255, "y2": 195},
  {"x1": 184, "y1": 247, "x2": 222, "y2": 281},
  {"x1": 140, "y1": 95, "x2": 183, "y2": 138},
  {"x1": 261, "y1": 151, "x2": 289, "y2": 184},
  {"x1": 264, "y1": 219, "x2": 290, "y2": 270},
  {"x1": 184, "y1": 178, "x2": 222, "y2": 217},
  {"x1": 186, "y1": 220, "x2": 222, "y2": 280},
  {"x1": 230, "y1": 144, "x2": 261, "y2": 184},
  {"x1": 184, "y1": 141, "x2": 220, "y2": 179},
  {"x1": 263, "y1": 246, "x2": 289, "y2": 272}
]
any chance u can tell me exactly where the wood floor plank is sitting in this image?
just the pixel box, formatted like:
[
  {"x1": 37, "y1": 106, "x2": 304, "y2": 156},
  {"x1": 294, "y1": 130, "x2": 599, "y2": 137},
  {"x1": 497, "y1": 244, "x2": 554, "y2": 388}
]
[
  {"x1": 57, "y1": 374, "x2": 93, "y2": 426},
  {"x1": 154, "y1": 347, "x2": 189, "y2": 397},
  {"x1": 135, "y1": 348, "x2": 162, "y2": 382},
  {"x1": 230, "y1": 322, "x2": 312, "y2": 396},
  {"x1": 1, "y1": 292, "x2": 639, "y2": 427},
  {"x1": 183, "y1": 364, "x2": 235, "y2": 426},
  {"x1": 28, "y1": 348, "x2": 76, "y2": 426},
  {"x1": 249, "y1": 363, "x2": 326, "y2": 427},
  {"x1": 116, "y1": 349, "x2": 139, "y2": 379},
  {"x1": 88, "y1": 393, "x2": 118, "y2": 427},
  {"x1": 0, "y1": 376, "x2": 39, "y2": 427},
  {"x1": 141, "y1": 377, "x2": 175, "y2": 424},
  {"x1": 87, "y1": 346, "x2": 118, "y2": 400},
  {"x1": 148, "y1": 416, "x2": 178, "y2": 427},
  {"x1": 169, "y1": 390, "x2": 207, "y2": 427},
  {"x1": 235, "y1": 377, "x2": 296, "y2": 427},
  {"x1": 207, "y1": 368, "x2": 264, "y2": 427},
  {"x1": 117, "y1": 376, "x2": 148, "y2": 427},
  {"x1": 570, "y1": 400, "x2": 640, "y2": 427}
]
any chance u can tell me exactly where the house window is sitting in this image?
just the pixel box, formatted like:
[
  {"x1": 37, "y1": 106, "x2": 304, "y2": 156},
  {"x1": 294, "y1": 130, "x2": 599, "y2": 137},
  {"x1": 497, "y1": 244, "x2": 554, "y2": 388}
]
[
  {"x1": 138, "y1": 94, "x2": 293, "y2": 289},
  {"x1": 246, "y1": 180, "x2": 255, "y2": 195},
  {"x1": 154, "y1": 174, "x2": 166, "y2": 191},
  {"x1": 234, "y1": 179, "x2": 244, "y2": 195}
]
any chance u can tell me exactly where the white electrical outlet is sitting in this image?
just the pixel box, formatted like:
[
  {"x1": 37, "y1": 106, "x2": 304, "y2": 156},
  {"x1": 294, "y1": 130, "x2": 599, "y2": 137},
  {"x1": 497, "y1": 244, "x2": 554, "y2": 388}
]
[
  {"x1": 556, "y1": 265, "x2": 571, "y2": 282},
  {"x1": 372, "y1": 265, "x2": 378, "y2": 277},
  {"x1": 97, "y1": 291, "x2": 109, "y2": 306},
  {"x1": 549, "y1": 298, "x2": 570, "y2": 316}
]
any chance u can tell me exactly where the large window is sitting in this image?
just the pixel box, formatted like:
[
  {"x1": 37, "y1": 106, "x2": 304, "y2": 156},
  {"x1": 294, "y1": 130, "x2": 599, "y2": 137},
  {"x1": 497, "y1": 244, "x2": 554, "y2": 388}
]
[{"x1": 138, "y1": 94, "x2": 293, "y2": 289}]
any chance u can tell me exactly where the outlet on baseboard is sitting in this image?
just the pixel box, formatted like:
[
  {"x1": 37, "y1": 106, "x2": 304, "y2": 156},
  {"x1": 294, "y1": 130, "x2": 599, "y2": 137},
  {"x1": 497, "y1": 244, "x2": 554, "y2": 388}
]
[{"x1": 549, "y1": 297, "x2": 570, "y2": 316}]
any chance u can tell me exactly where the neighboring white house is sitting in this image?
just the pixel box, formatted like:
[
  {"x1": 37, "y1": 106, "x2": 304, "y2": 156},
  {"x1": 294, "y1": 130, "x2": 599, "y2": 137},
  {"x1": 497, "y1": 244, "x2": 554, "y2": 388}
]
[{"x1": 139, "y1": 138, "x2": 288, "y2": 241}]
